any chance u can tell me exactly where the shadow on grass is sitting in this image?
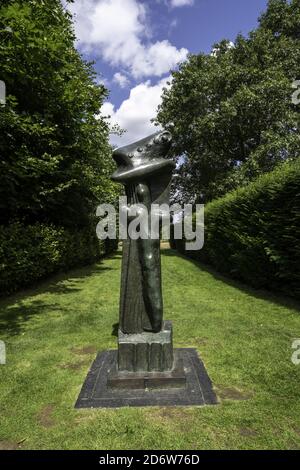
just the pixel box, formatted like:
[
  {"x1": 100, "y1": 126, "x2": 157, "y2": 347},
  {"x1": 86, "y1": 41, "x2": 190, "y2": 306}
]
[
  {"x1": 111, "y1": 322, "x2": 119, "y2": 337},
  {"x1": 0, "y1": 299, "x2": 61, "y2": 336},
  {"x1": 0, "y1": 252, "x2": 122, "y2": 337},
  {"x1": 162, "y1": 249, "x2": 300, "y2": 313}
]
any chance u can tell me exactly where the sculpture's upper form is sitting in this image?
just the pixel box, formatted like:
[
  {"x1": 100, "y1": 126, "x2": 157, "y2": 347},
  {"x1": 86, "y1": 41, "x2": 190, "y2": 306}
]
[{"x1": 112, "y1": 130, "x2": 174, "y2": 185}]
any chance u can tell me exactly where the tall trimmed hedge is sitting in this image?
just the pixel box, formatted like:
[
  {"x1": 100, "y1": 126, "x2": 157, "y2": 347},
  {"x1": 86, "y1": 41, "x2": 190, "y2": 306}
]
[
  {"x1": 0, "y1": 1, "x2": 120, "y2": 297},
  {"x1": 171, "y1": 160, "x2": 300, "y2": 299},
  {"x1": 0, "y1": 222, "x2": 118, "y2": 296}
]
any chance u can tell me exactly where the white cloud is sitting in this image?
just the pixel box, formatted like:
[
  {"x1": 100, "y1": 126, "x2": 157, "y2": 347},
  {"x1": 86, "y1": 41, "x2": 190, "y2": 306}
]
[
  {"x1": 131, "y1": 40, "x2": 187, "y2": 78},
  {"x1": 113, "y1": 72, "x2": 130, "y2": 88},
  {"x1": 67, "y1": 0, "x2": 188, "y2": 78},
  {"x1": 102, "y1": 101, "x2": 115, "y2": 118},
  {"x1": 101, "y1": 77, "x2": 171, "y2": 146},
  {"x1": 170, "y1": 0, "x2": 194, "y2": 7}
]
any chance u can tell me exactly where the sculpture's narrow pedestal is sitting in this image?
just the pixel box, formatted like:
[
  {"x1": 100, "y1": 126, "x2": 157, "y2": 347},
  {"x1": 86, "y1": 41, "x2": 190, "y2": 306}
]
[
  {"x1": 107, "y1": 321, "x2": 186, "y2": 390},
  {"x1": 118, "y1": 321, "x2": 174, "y2": 373}
]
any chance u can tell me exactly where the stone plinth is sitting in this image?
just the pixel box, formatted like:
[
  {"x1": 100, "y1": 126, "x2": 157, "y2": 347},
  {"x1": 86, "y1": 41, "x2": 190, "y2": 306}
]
[
  {"x1": 107, "y1": 350, "x2": 186, "y2": 390},
  {"x1": 75, "y1": 349, "x2": 218, "y2": 408},
  {"x1": 117, "y1": 321, "x2": 173, "y2": 373}
]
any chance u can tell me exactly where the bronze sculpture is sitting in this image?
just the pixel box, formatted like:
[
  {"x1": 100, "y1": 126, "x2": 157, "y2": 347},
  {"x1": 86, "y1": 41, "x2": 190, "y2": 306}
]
[
  {"x1": 112, "y1": 131, "x2": 175, "y2": 335},
  {"x1": 109, "y1": 130, "x2": 183, "y2": 381},
  {"x1": 75, "y1": 131, "x2": 217, "y2": 406}
]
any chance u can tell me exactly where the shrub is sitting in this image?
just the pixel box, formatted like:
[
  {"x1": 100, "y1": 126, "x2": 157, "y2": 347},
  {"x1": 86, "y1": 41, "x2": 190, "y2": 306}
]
[
  {"x1": 171, "y1": 159, "x2": 300, "y2": 299},
  {"x1": 0, "y1": 222, "x2": 117, "y2": 296}
]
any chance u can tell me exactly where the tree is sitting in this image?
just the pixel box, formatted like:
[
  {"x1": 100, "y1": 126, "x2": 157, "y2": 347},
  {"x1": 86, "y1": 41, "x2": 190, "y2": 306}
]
[
  {"x1": 156, "y1": 0, "x2": 300, "y2": 203},
  {"x1": 0, "y1": 0, "x2": 119, "y2": 228}
]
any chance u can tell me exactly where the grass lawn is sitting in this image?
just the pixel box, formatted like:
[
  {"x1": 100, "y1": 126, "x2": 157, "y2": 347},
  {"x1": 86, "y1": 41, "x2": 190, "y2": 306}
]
[{"x1": 0, "y1": 248, "x2": 300, "y2": 450}]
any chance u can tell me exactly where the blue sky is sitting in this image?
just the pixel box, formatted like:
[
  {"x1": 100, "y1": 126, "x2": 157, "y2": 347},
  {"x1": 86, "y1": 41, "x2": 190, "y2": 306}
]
[{"x1": 66, "y1": 0, "x2": 268, "y2": 146}]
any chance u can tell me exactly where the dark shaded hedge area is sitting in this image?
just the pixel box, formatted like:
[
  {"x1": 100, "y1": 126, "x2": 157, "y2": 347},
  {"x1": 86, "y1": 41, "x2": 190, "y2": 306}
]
[
  {"x1": 171, "y1": 160, "x2": 300, "y2": 299},
  {"x1": 0, "y1": 1, "x2": 120, "y2": 297},
  {"x1": 0, "y1": 223, "x2": 118, "y2": 296}
]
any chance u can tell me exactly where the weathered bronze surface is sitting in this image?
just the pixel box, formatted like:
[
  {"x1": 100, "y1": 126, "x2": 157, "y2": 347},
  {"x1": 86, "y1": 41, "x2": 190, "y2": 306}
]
[{"x1": 112, "y1": 131, "x2": 175, "y2": 335}]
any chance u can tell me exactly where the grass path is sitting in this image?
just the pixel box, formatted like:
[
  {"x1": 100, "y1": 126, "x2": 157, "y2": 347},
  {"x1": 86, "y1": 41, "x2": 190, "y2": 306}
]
[{"x1": 0, "y1": 249, "x2": 300, "y2": 450}]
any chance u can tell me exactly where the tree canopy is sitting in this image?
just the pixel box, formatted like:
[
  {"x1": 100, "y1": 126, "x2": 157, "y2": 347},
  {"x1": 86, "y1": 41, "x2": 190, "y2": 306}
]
[
  {"x1": 156, "y1": 0, "x2": 300, "y2": 203},
  {"x1": 0, "y1": 0, "x2": 119, "y2": 228}
]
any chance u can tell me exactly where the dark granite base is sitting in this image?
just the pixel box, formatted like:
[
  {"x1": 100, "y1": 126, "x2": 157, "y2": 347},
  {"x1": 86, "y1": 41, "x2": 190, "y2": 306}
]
[{"x1": 75, "y1": 348, "x2": 218, "y2": 409}]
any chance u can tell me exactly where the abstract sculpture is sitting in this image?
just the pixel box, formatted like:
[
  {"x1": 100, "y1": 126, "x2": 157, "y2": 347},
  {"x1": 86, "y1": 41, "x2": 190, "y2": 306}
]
[
  {"x1": 112, "y1": 130, "x2": 174, "y2": 334},
  {"x1": 75, "y1": 131, "x2": 218, "y2": 407},
  {"x1": 107, "y1": 130, "x2": 185, "y2": 387}
]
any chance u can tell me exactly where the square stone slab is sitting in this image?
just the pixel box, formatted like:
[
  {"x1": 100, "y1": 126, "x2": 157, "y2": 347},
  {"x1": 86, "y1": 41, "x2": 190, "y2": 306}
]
[{"x1": 75, "y1": 348, "x2": 218, "y2": 409}]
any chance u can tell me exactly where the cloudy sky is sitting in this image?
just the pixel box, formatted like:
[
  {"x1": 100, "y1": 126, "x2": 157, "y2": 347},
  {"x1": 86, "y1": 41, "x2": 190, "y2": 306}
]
[{"x1": 65, "y1": 0, "x2": 268, "y2": 147}]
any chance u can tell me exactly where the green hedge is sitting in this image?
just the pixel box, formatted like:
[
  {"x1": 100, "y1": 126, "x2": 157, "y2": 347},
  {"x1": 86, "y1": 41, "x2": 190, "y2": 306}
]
[
  {"x1": 171, "y1": 160, "x2": 300, "y2": 299},
  {"x1": 0, "y1": 222, "x2": 118, "y2": 296}
]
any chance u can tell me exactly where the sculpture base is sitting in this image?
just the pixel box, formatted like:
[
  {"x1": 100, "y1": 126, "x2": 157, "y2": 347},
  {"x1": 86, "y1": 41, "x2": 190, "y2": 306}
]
[
  {"x1": 108, "y1": 349, "x2": 185, "y2": 390},
  {"x1": 75, "y1": 349, "x2": 218, "y2": 409},
  {"x1": 118, "y1": 321, "x2": 173, "y2": 372}
]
